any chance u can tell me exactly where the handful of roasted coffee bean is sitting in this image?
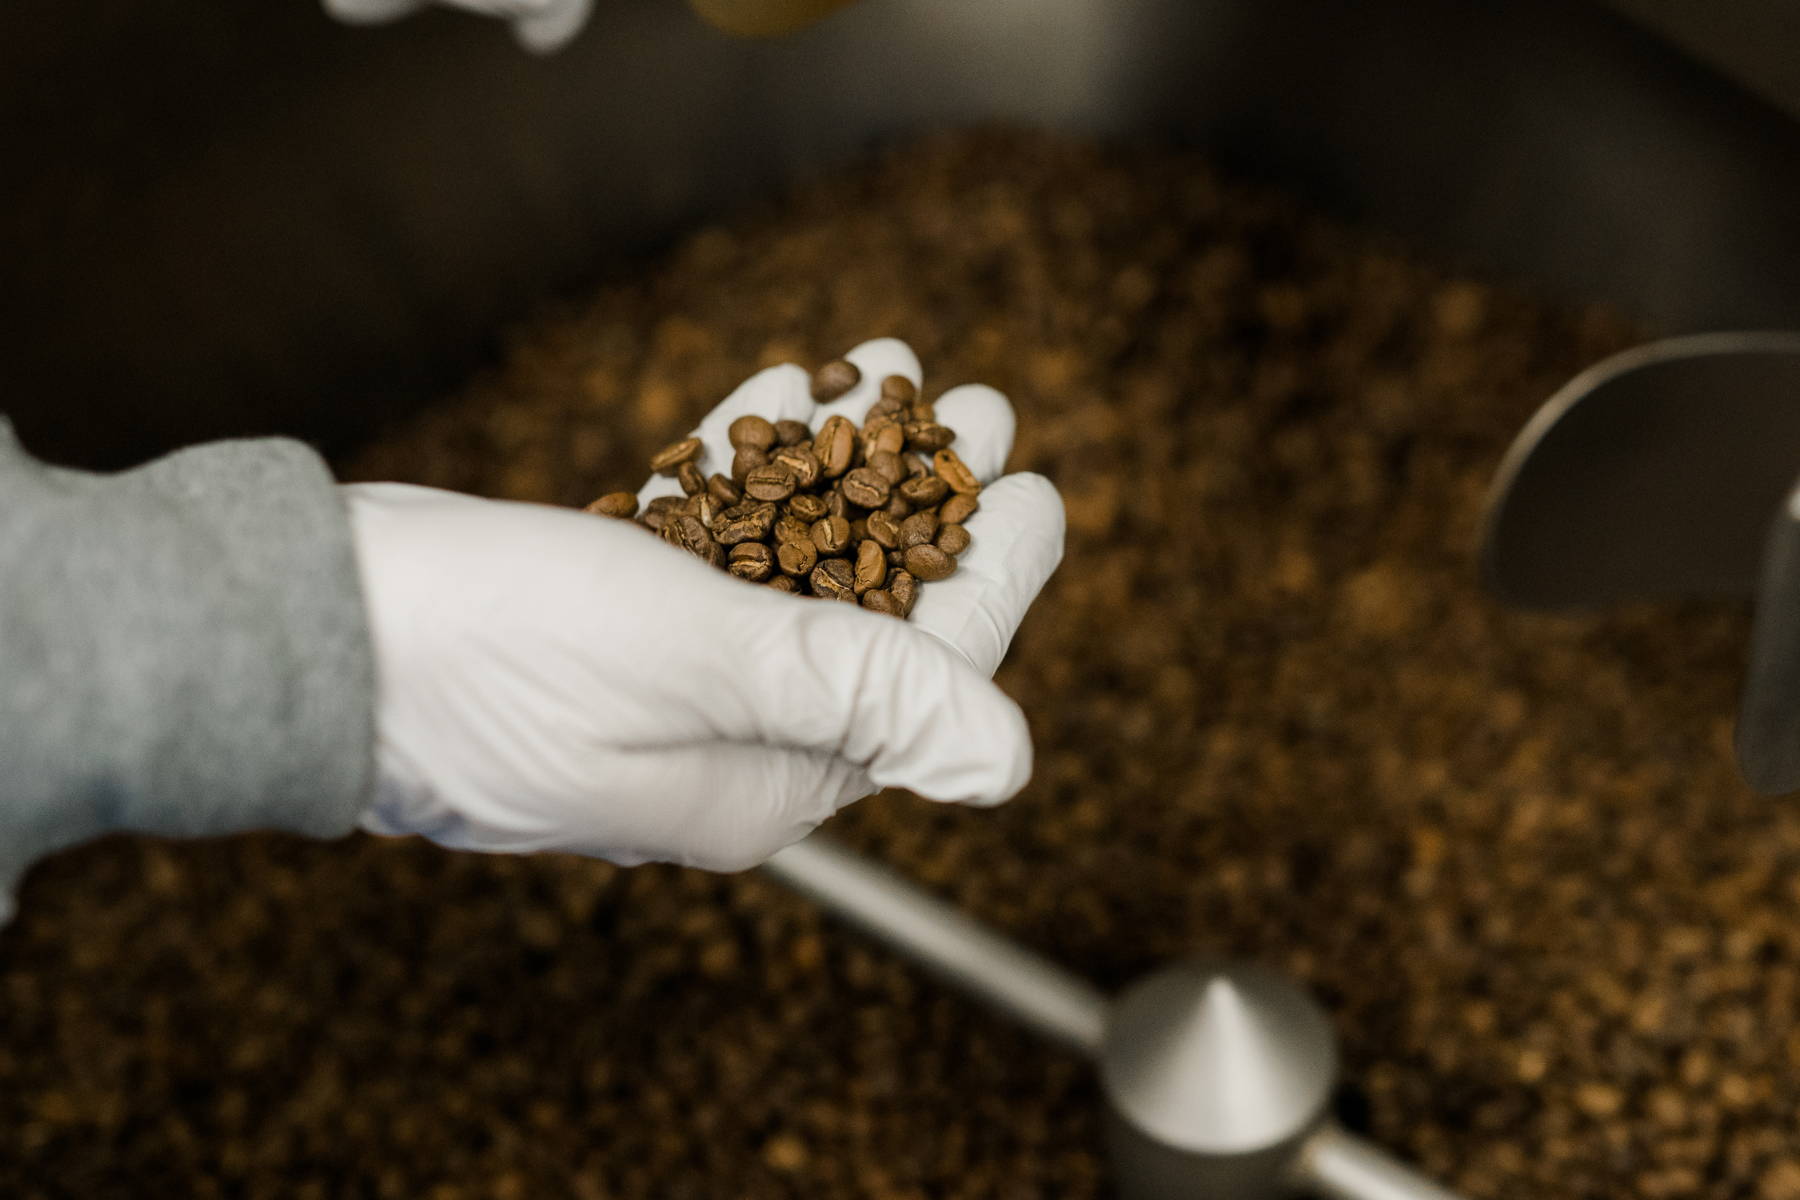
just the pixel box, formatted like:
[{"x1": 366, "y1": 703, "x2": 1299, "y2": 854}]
[{"x1": 585, "y1": 361, "x2": 980, "y2": 619}]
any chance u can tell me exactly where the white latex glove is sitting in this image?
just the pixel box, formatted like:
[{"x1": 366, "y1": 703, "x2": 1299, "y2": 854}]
[
  {"x1": 349, "y1": 338, "x2": 1065, "y2": 871},
  {"x1": 323, "y1": 0, "x2": 592, "y2": 53}
]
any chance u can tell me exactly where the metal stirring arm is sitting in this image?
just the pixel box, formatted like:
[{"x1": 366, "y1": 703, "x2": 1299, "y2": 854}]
[{"x1": 763, "y1": 835, "x2": 1466, "y2": 1200}]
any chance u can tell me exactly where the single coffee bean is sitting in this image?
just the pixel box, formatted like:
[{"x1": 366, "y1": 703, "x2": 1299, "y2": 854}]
[
  {"x1": 866, "y1": 395, "x2": 904, "y2": 421},
  {"x1": 677, "y1": 460, "x2": 707, "y2": 496},
  {"x1": 777, "y1": 539, "x2": 818, "y2": 578},
  {"x1": 933, "y1": 447, "x2": 981, "y2": 494},
  {"x1": 825, "y1": 488, "x2": 850, "y2": 519},
  {"x1": 903, "y1": 543, "x2": 956, "y2": 581},
  {"x1": 650, "y1": 436, "x2": 704, "y2": 475},
  {"x1": 773, "y1": 514, "x2": 812, "y2": 545},
  {"x1": 883, "y1": 494, "x2": 914, "y2": 519},
  {"x1": 686, "y1": 492, "x2": 721, "y2": 528},
  {"x1": 898, "y1": 509, "x2": 939, "y2": 550},
  {"x1": 640, "y1": 510, "x2": 669, "y2": 533},
  {"x1": 889, "y1": 569, "x2": 919, "y2": 616},
  {"x1": 744, "y1": 462, "x2": 798, "y2": 502},
  {"x1": 860, "y1": 588, "x2": 902, "y2": 617},
  {"x1": 646, "y1": 494, "x2": 686, "y2": 518},
  {"x1": 898, "y1": 475, "x2": 949, "y2": 507},
  {"x1": 936, "y1": 523, "x2": 971, "y2": 556},
  {"x1": 811, "y1": 515, "x2": 852, "y2": 556},
  {"x1": 939, "y1": 492, "x2": 979, "y2": 525},
  {"x1": 909, "y1": 400, "x2": 937, "y2": 422},
  {"x1": 903, "y1": 451, "x2": 930, "y2": 478},
  {"x1": 863, "y1": 419, "x2": 905, "y2": 458},
  {"x1": 813, "y1": 415, "x2": 857, "y2": 478},
  {"x1": 811, "y1": 359, "x2": 862, "y2": 402},
  {"x1": 810, "y1": 557, "x2": 857, "y2": 601},
  {"x1": 848, "y1": 517, "x2": 869, "y2": 543},
  {"x1": 841, "y1": 467, "x2": 890, "y2": 508},
  {"x1": 727, "y1": 542, "x2": 774, "y2": 582},
  {"x1": 879, "y1": 374, "x2": 917, "y2": 406},
  {"x1": 707, "y1": 473, "x2": 743, "y2": 506},
  {"x1": 854, "y1": 539, "x2": 888, "y2": 594},
  {"x1": 662, "y1": 515, "x2": 725, "y2": 568},
  {"x1": 904, "y1": 421, "x2": 955, "y2": 452},
  {"x1": 788, "y1": 493, "x2": 827, "y2": 523},
  {"x1": 774, "y1": 418, "x2": 811, "y2": 447},
  {"x1": 866, "y1": 509, "x2": 902, "y2": 550},
  {"x1": 727, "y1": 414, "x2": 777, "y2": 452},
  {"x1": 586, "y1": 492, "x2": 638, "y2": 519},
  {"x1": 714, "y1": 501, "x2": 777, "y2": 545},
  {"x1": 869, "y1": 450, "x2": 907, "y2": 486},
  {"x1": 888, "y1": 548, "x2": 906, "y2": 568},
  {"x1": 732, "y1": 445, "x2": 769, "y2": 483},
  {"x1": 772, "y1": 445, "x2": 822, "y2": 489},
  {"x1": 767, "y1": 573, "x2": 800, "y2": 594}
]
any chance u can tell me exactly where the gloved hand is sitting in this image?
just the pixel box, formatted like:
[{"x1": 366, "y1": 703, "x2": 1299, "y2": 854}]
[
  {"x1": 348, "y1": 339, "x2": 1065, "y2": 870},
  {"x1": 322, "y1": 0, "x2": 591, "y2": 53}
]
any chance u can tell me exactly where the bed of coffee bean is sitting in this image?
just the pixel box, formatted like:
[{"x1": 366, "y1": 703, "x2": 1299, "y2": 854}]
[
  {"x1": 587, "y1": 366, "x2": 980, "y2": 616},
  {"x1": 6, "y1": 129, "x2": 1800, "y2": 1199}
]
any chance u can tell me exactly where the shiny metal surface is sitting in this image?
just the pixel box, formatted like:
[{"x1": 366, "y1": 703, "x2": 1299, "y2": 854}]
[
  {"x1": 1481, "y1": 332, "x2": 1800, "y2": 607},
  {"x1": 8, "y1": 0, "x2": 1800, "y2": 468},
  {"x1": 761, "y1": 835, "x2": 1109, "y2": 1056},
  {"x1": 1291, "y1": 1124, "x2": 1467, "y2": 1200}
]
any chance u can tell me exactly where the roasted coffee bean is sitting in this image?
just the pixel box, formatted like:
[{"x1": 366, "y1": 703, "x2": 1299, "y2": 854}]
[
  {"x1": 772, "y1": 445, "x2": 822, "y2": 489},
  {"x1": 883, "y1": 494, "x2": 914, "y2": 519},
  {"x1": 909, "y1": 400, "x2": 936, "y2": 422},
  {"x1": 888, "y1": 568, "x2": 918, "y2": 617},
  {"x1": 726, "y1": 542, "x2": 774, "y2": 582},
  {"x1": 888, "y1": 548, "x2": 906, "y2": 568},
  {"x1": 903, "y1": 543, "x2": 956, "y2": 581},
  {"x1": 585, "y1": 491, "x2": 638, "y2": 518},
  {"x1": 898, "y1": 509, "x2": 939, "y2": 550},
  {"x1": 811, "y1": 358, "x2": 862, "y2": 402},
  {"x1": 788, "y1": 493, "x2": 827, "y2": 523},
  {"x1": 933, "y1": 447, "x2": 981, "y2": 494},
  {"x1": 869, "y1": 450, "x2": 907, "y2": 486},
  {"x1": 860, "y1": 588, "x2": 901, "y2": 617},
  {"x1": 773, "y1": 418, "x2": 811, "y2": 446},
  {"x1": 649, "y1": 436, "x2": 704, "y2": 475},
  {"x1": 841, "y1": 467, "x2": 890, "y2": 508},
  {"x1": 810, "y1": 515, "x2": 852, "y2": 556},
  {"x1": 905, "y1": 421, "x2": 955, "y2": 452},
  {"x1": 854, "y1": 539, "x2": 888, "y2": 594},
  {"x1": 766, "y1": 573, "x2": 800, "y2": 594},
  {"x1": 899, "y1": 474, "x2": 949, "y2": 507},
  {"x1": 810, "y1": 557, "x2": 857, "y2": 601},
  {"x1": 727, "y1": 414, "x2": 777, "y2": 452},
  {"x1": 731, "y1": 445, "x2": 769, "y2": 483},
  {"x1": 707, "y1": 473, "x2": 743, "y2": 506},
  {"x1": 685, "y1": 492, "x2": 721, "y2": 528},
  {"x1": 849, "y1": 517, "x2": 869, "y2": 543},
  {"x1": 940, "y1": 492, "x2": 980, "y2": 525},
  {"x1": 866, "y1": 395, "x2": 904, "y2": 421},
  {"x1": 776, "y1": 539, "x2": 817, "y2": 578},
  {"x1": 825, "y1": 488, "x2": 850, "y2": 519},
  {"x1": 677, "y1": 460, "x2": 707, "y2": 496},
  {"x1": 903, "y1": 451, "x2": 930, "y2": 477},
  {"x1": 713, "y1": 501, "x2": 777, "y2": 545},
  {"x1": 744, "y1": 462, "x2": 798, "y2": 502},
  {"x1": 813, "y1": 415, "x2": 857, "y2": 478},
  {"x1": 864, "y1": 419, "x2": 905, "y2": 458},
  {"x1": 865, "y1": 509, "x2": 902, "y2": 550},
  {"x1": 879, "y1": 374, "x2": 917, "y2": 406},
  {"x1": 772, "y1": 514, "x2": 812, "y2": 545},
  {"x1": 661, "y1": 515, "x2": 724, "y2": 568},
  {"x1": 936, "y1": 523, "x2": 971, "y2": 556}
]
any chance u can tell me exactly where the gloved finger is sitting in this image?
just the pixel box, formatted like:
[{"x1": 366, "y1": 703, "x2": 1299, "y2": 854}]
[
  {"x1": 713, "y1": 593, "x2": 1034, "y2": 807},
  {"x1": 929, "y1": 383, "x2": 1017, "y2": 483},
  {"x1": 637, "y1": 363, "x2": 814, "y2": 507},
  {"x1": 910, "y1": 472, "x2": 1066, "y2": 678},
  {"x1": 808, "y1": 338, "x2": 923, "y2": 432},
  {"x1": 321, "y1": 0, "x2": 429, "y2": 24},
  {"x1": 512, "y1": 0, "x2": 593, "y2": 52}
]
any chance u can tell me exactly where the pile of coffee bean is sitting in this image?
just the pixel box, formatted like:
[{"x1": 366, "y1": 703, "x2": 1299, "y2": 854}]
[{"x1": 582, "y1": 363, "x2": 978, "y2": 617}]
